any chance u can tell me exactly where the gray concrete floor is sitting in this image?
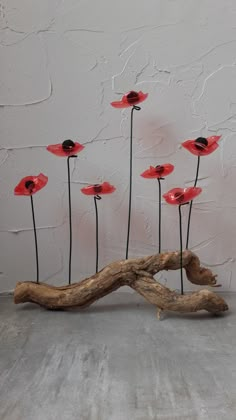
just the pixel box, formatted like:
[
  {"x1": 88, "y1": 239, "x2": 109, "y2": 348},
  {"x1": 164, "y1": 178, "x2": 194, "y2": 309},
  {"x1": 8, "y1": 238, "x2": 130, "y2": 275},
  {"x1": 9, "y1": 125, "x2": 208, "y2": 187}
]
[{"x1": 0, "y1": 292, "x2": 236, "y2": 420}]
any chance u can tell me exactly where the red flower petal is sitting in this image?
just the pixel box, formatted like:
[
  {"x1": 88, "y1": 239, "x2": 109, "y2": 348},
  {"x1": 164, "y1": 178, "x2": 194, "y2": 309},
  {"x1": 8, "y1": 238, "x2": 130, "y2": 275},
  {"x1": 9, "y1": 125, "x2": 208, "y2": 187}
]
[
  {"x1": 182, "y1": 135, "x2": 221, "y2": 156},
  {"x1": 141, "y1": 163, "x2": 174, "y2": 179},
  {"x1": 81, "y1": 182, "x2": 116, "y2": 196},
  {"x1": 163, "y1": 187, "x2": 202, "y2": 205},
  {"x1": 111, "y1": 91, "x2": 148, "y2": 108},
  {"x1": 110, "y1": 100, "x2": 131, "y2": 109},
  {"x1": 47, "y1": 142, "x2": 84, "y2": 157},
  {"x1": 207, "y1": 135, "x2": 221, "y2": 145},
  {"x1": 14, "y1": 173, "x2": 48, "y2": 196}
]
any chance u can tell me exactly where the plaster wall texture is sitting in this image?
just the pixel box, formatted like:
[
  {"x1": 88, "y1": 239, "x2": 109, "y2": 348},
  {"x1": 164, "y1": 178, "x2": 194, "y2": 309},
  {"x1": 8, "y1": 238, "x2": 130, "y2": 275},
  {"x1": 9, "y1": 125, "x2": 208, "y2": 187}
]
[{"x1": 1, "y1": 0, "x2": 236, "y2": 292}]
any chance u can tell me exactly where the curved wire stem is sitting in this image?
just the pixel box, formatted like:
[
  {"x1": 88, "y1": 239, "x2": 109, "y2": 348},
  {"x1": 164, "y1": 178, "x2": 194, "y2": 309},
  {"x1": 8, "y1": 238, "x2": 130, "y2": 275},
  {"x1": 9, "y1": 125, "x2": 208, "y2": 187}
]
[
  {"x1": 94, "y1": 195, "x2": 102, "y2": 273},
  {"x1": 125, "y1": 105, "x2": 141, "y2": 259},
  {"x1": 179, "y1": 202, "x2": 189, "y2": 295},
  {"x1": 186, "y1": 155, "x2": 201, "y2": 249},
  {"x1": 157, "y1": 178, "x2": 163, "y2": 254},
  {"x1": 178, "y1": 204, "x2": 184, "y2": 295},
  {"x1": 30, "y1": 195, "x2": 39, "y2": 283},
  {"x1": 67, "y1": 155, "x2": 77, "y2": 285}
]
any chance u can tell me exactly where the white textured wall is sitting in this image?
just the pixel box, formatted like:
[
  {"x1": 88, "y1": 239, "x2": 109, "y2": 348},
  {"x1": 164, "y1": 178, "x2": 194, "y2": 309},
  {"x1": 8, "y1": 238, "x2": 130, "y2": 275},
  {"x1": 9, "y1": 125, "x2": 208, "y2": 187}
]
[{"x1": 1, "y1": 0, "x2": 236, "y2": 292}]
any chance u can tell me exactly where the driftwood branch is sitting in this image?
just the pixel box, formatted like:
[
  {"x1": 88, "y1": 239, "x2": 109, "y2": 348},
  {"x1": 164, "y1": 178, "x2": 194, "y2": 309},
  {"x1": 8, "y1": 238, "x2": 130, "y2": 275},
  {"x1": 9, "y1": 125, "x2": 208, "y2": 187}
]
[{"x1": 14, "y1": 250, "x2": 228, "y2": 315}]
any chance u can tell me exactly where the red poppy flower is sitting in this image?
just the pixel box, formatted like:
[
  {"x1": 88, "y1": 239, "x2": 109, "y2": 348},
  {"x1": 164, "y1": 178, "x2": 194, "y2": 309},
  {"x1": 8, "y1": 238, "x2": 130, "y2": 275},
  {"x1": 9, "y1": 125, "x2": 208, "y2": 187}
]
[
  {"x1": 81, "y1": 182, "x2": 116, "y2": 196},
  {"x1": 14, "y1": 173, "x2": 48, "y2": 196},
  {"x1": 47, "y1": 139, "x2": 84, "y2": 157},
  {"x1": 163, "y1": 187, "x2": 202, "y2": 205},
  {"x1": 111, "y1": 91, "x2": 148, "y2": 108},
  {"x1": 141, "y1": 163, "x2": 174, "y2": 179},
  {"x1": 182, "y1": 136, "x2": 221, "y2": 156}
]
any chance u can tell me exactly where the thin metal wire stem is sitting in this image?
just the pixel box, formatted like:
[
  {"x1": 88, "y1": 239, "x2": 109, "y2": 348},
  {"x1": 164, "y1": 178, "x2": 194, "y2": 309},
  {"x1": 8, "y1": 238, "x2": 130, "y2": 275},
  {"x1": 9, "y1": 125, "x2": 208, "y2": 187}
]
[
  {"x1": 30, "y1": 195, "x2": 39, "y2": 283},
  {"x1": 94, "y1": 195, "x2": 101, "y2": 273},
  {"x1": 67, "y1": 156, "x2": 75, "y2": 285},
  {"x1": 179, "y1": 204, "x2": 184, "y2": 295},
  {"x1": 125, "y1": 105, "x2": 141, "y2": 259},
  {"x1": 186, "y1": 155, "x2": 201, "y2": 249},
  {"x1": 157, "y1": 178, "x2": 162, "y2": 253}
]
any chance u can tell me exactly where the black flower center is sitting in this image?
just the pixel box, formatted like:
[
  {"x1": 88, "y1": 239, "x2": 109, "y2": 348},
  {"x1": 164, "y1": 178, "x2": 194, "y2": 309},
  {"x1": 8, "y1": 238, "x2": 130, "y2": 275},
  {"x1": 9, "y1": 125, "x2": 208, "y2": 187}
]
[
  {"x1": 25, "y1": 180, "x2": 35, "y2": 192},
  {"x1": 93, "y1": 184, "x2": 102, "y2": 194},
  {"x1": 126, "y1": 91, "x2": 139, "y2": 104},
  {"x1": 62, "y1": 139, "x2": 75, "y2": 151},
  {"x1": 194, "y1": 137, "x2": 208, "y2": 150},
  {"x1": 174, "y1": 191, "x2": 185, "y2": 203},
  {"x1": 155, "y1": 165, "x2": 164, "y2": 175}
]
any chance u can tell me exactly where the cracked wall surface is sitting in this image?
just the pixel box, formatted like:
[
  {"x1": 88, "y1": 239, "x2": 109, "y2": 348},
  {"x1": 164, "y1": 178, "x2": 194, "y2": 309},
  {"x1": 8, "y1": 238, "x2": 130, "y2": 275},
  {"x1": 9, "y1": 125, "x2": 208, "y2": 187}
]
[{"x1": 1, "y1": 0, "x2": 236, "y2": 291}]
